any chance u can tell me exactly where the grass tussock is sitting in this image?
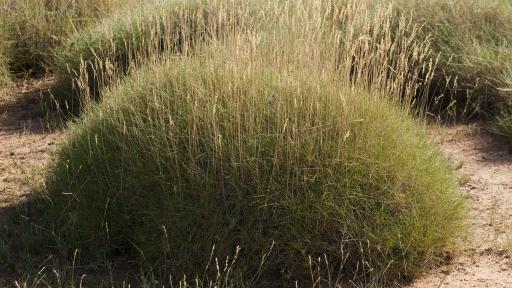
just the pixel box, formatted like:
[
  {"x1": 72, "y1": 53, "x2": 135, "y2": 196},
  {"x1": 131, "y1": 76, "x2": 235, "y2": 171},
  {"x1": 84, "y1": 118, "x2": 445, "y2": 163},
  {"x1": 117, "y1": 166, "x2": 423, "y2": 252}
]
[
  {"x1": 0, "y1": 0, "x2": 124, "y2": 76},
  {"x1": 0, "y1": 23, "x2": 11, "y2": 89},
  {"x1": 52, "y1": 0, "x2": 248, "y2": 111},
  {"x1": 32, "y1": 0, "x2": 467, "y2": 285},
  {"x1": 45, "y1": 58, "x2": 464, "y2": 283},
  {"x1": 395, "y1": 0, "x2": 512, "y2": 121}
]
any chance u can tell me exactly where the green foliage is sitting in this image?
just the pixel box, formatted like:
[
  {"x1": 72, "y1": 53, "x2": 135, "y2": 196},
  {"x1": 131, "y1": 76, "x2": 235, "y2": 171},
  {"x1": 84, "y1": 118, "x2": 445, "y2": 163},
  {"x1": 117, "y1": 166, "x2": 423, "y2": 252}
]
[{"x1": 43, "y1": 55, "x2": 465, "y2": 284}]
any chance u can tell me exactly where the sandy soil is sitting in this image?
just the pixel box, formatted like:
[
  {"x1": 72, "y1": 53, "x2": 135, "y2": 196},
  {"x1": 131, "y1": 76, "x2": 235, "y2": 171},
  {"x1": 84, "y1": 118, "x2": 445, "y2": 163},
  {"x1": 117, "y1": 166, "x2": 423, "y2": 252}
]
[
  {"x1": 409, "y1": 124, "x2": 512, "y2": 288},
  {"x1": 1, "y1": 80, "x2": 512, "y2": 287}
]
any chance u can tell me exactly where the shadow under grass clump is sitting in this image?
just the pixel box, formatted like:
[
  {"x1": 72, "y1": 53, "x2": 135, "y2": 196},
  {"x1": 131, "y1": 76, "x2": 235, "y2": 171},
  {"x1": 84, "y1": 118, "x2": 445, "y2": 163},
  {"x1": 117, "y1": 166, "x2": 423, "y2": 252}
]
[
  {"x1": 491, "y1": 107, "x2": 512, "y2": 151},
  {"x1": 51, "y1": 0, "x2": 244, "y2": 115},
  {"x1": 39, "y1": 55, "x2": 466, "y2": 285}
]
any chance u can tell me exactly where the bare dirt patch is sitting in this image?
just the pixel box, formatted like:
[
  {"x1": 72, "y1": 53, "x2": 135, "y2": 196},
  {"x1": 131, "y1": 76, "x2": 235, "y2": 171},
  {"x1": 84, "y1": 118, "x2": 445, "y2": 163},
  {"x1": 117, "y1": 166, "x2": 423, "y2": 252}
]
[
  {"x1": 0, "y1": 78, "x2": 61, "y2": 209},
  {"x1": 410, "y1": 124, "x2": 512, "y2": 288}
]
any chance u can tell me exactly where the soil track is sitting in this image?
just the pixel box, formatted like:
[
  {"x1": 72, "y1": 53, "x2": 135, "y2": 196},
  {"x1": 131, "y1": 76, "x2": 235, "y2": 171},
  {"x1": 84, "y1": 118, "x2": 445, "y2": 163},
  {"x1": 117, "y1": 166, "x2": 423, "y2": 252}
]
[
  {"x1": 0, "y1": 81, "x2": 511, "y2": 286},
  {"x1": 410, "y1": 124, "x2": 512, "y2": 287}
]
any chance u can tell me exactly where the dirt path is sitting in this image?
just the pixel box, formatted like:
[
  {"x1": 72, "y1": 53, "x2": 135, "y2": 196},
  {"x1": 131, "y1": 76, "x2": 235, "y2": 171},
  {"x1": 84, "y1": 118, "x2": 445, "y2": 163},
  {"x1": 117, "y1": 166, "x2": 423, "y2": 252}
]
[
  {"x1": 410, "y1": 124, "x2": 512, "y2": 287},
  {"x1": 0, "y1": 79, "x2": 61, "y2": 209}
]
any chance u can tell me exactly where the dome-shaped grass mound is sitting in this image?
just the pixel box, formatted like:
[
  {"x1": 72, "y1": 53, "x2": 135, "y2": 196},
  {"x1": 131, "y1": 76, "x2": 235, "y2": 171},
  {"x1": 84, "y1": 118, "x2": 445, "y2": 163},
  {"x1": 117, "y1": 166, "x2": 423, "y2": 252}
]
[{"x1": 42, "y1": 55, "x2": 465, "y2": 284}]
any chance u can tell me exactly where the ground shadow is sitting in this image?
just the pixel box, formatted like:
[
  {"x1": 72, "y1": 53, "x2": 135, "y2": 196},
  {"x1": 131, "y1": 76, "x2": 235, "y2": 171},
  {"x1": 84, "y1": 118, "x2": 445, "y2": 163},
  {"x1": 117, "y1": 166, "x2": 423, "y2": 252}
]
[
  {"x1": 462, "y1": 125, "x2": 512, "y2": 165},
  {"x1": 0, "y1": 77, "x2": 61, "y2": 136},
  {"x1": 0, "y1": 196, "x2": 143, "y2": 287}
]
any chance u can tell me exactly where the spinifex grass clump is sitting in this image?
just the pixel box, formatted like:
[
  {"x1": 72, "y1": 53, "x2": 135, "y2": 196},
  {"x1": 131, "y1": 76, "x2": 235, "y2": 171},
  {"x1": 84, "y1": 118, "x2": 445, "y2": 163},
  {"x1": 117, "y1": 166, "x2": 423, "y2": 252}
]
[
  {"x1": 0, "y1": 0, "x2": 123, "y2": 76},
  {"x1": 44, "y1": 56, "x2": 464, "y2": 284},
  {"x1": 41, "y1": 1, "x2": 465, "y2": 284},
  {"x1": 394, "y1": 0, "x2": 512, "y2": 120},
  {"x1": 27, "y1": 1, "x2": 468, "y2": 286},
  {"x1": 52, "y1": 0, "x2": 245, "y2": 111}
]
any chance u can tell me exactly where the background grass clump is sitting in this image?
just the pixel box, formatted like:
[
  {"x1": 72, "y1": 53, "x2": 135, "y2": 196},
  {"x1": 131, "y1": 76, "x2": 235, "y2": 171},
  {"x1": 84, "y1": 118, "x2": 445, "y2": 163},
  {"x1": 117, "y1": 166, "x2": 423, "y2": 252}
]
[
  {"x1": 52, "y1": 0, "x2": 245, "y2": 110},
  {"x1": 0, "y1": 0, "x2": 123, "y2": 77},
  {"x1": 395, "y1": 0, "x2": 512, "y2": 120},
  {"x1": 394, "y1": 0, "x2": 512, "y2": 122},
  {"x1": 0, "y1": 21, "x2": 11, "y2": 90}
]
